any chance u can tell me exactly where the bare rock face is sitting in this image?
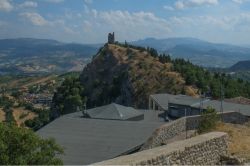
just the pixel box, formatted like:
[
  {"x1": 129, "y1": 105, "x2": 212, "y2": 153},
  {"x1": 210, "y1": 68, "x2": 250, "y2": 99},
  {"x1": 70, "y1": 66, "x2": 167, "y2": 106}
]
[{"x1": 80, "y1": 44, "x2": 192, "y2": 109}]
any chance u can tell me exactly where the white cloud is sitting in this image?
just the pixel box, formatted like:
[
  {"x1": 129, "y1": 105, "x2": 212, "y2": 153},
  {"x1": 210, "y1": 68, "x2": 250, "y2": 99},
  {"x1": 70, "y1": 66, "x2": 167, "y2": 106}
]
[
  {"x1": 84, "y1": 0, "x2": 93, "y2": 4},
  {"x1": 19, "y1": 1, "x2": 38, "y2": 8},
  {"x1": 83, "y1": 10, "x2": 172, "y2": 41},
  {"x1": 83, "y1": 20, "x2": 92, "y2": 33},
  {"x1": 45, "y1": 0, "x2": 64, "y2": 3},
  {"x1": 232, "y1": 0, "x2": 249, "y2": 4},
  {"x1": 64, "y1": 26, "x2": 78, "y2": 34},
  {"x1": 175, "y1": 0, "x2": 218, "y2": 9},
  {"x1": 0, "y1": 0, "x2": 13, "y2": 12},
  {"x1": 20, "y1": 12, "x2": 50, "y2": 26},
  {"x1": 168, "y1": 13, "x2": 250, "y2": 33},
  {"x1": 163, "y1": 5, "x2": 174, "y2": 11},
  {"x1": 175, "y1": 1, "x2": 185, "y2": 9}
]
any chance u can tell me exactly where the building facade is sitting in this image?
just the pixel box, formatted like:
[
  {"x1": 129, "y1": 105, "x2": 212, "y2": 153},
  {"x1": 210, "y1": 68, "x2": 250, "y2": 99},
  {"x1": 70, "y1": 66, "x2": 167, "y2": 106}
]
[{"x1": 149, "y1": 93, "x2": 250, "y2": 119}]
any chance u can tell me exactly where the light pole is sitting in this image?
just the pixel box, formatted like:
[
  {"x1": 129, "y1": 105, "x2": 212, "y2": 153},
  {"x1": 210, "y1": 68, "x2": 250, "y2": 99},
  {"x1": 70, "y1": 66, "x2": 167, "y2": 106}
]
[
  {"x1": 185, "y1": 108, "x2": 187, "y2": 139},
  {"x1": 220, "y1": 76, "x2": 224, "y2": 122}
]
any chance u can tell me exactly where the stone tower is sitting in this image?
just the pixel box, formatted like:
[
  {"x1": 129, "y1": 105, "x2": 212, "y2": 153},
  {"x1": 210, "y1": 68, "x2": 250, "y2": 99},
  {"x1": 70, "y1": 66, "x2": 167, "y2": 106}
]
[{"x1": 108, "y1": 32, "x2": 115, "y2": 44}]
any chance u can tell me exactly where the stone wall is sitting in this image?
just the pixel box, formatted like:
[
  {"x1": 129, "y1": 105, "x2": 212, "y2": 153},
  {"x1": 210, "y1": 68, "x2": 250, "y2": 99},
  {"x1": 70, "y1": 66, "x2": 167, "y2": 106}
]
[
  {"x1": 186, "y1": 111, "x2": 248, "y2": 130},
  {"x1": 94, "y1": 132, "x2": 229, "y2": 165},
  {"x1": 142, "y1": 111, "x2": 248, "y2": 150},
  {"x1": 141, "y1": 118, "x2": 186, "y2": 150}
]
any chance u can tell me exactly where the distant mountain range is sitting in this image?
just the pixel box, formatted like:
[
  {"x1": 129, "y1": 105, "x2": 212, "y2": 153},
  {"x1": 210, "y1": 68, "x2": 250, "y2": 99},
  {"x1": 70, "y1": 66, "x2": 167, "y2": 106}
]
[
  {"x1": 132, "y1": 37, "x2": 250, "y2": 68},
  {"x1": 0, "y1": 38, "x2": 99, "y2": 74},
  {"x1": 1, "y1": 37, "x2": 250, "y2": 75}
]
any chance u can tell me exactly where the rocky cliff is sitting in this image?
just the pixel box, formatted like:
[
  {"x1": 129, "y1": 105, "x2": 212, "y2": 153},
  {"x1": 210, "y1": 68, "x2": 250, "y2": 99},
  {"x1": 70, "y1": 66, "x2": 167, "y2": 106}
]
[{"x1": 80, "y1": 43, "x2": 197, "y2": 108}]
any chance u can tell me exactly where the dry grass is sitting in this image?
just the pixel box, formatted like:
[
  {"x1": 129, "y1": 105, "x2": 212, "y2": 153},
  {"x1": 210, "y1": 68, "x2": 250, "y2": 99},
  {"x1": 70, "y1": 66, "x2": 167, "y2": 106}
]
[
  {"x1": 12, "y1": 108, "x2": 37, "y2": 127},
  {"x1": 185, "y1": 86, "x2": 199, "y2": 97},
  {"x1": 108, "y1": 44, "x2": 199, "y2": 107},
  {"x1": 22, "y1": 75, "x2": 55, "y2": 88},
  {"x1": 0, "y1": 108, "x2": 5, "y2": 122},
  {"x1": 215, "y1": 122, "x2": 250, "y2": 161}
]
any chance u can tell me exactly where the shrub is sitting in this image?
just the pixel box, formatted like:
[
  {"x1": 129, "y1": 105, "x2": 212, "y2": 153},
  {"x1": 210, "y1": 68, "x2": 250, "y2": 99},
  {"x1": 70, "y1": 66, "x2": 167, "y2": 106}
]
[{"x1": 198, "y1": 106, "x2": 219, "y2": 134}]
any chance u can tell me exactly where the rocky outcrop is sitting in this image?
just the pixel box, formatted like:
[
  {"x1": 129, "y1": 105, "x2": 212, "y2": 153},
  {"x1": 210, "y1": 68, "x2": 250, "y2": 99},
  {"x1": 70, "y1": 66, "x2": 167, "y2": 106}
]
[{"x1": 80, "y1": 44, "x2": 192, "y2": 109}]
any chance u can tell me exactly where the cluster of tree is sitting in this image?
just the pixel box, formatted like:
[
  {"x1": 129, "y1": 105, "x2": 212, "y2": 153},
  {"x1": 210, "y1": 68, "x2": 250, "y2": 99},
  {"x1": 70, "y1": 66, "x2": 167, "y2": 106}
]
[
  {"x1": 52, "y1": 76, "x2": 86, "y2": 117},
  {"x1": 88, "y1": 72, "x2": 128, "y2": 108},
  {"x1": 4, "y1": 108, "x2": 16, "y2": 124},
  {"x1": 113, "y1": 41, "x2": 159, "y2": 56},
  {"x1": 0, "y1": 123, "x2": 63, "y2": 165},
  {"x1": 25, "y1": 108, "x2": 50, "y2": 131},
  {"x1": 154, "y1": 53, "x2": 250, "y2": 99},
  {"x1": 0, "y1": 96, "x2": 14, "y2": 109},
  {"x1": 0, "y1": 96, "x2": 16, "y2": 124},
  {"x1": 117, "y1": 41, "x2": 147, "y2": 52}
]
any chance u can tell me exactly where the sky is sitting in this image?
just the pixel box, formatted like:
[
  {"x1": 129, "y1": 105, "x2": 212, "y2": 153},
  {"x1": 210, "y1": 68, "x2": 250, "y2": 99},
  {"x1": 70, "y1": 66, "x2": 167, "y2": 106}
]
[{"x1": 0, "y1": 0, "x2": 250, "y2": 45}]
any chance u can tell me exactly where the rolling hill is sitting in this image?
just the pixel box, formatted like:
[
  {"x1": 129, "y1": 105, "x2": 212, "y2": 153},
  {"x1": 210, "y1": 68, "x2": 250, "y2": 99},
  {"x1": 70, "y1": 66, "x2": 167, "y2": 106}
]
[
  {"x1": 132, "y1": 37, "x2": 250, "y2": 68},
  {"x1": 230, "y1": 60, "x2": 250, "y2": 72},
  {"x1": 2, "y1": 37, "x2": 250, "y2": 74},
  {"x1": 0, "y1": 38, "x2": 99, "y2": 74}
]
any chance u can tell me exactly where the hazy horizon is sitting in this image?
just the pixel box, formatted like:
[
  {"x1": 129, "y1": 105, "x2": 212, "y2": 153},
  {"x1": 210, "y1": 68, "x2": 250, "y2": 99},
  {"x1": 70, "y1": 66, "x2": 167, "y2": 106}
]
[{"x1": 1, "y1": 0, "x2": 250, "y2": 45}]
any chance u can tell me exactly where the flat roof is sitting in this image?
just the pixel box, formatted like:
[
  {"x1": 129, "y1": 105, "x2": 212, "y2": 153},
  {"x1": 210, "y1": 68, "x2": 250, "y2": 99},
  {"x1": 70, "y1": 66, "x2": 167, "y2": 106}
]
[
  {"x1": 151, "y1": 93, "x2": 250, "y2": 116},
  {"x1": 200, "y1": 100, "x2": 250, "y2": 116},
  {"x1": 150, "y1": 94, "x2": 201, "y2": 110},
  {"x1": 37, "y1": 111, "x2": 163, "y2": 165}
]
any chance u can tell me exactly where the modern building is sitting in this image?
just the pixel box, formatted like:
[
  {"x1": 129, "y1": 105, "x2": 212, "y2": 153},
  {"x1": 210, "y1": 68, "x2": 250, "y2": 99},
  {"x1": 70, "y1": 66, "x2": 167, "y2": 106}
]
[
  {"x1": 37, "y1": 103, "x2": 164, "y2": 165},
  {"x1": 149, "y1": 93, "x2": 250, "y2": 118}
]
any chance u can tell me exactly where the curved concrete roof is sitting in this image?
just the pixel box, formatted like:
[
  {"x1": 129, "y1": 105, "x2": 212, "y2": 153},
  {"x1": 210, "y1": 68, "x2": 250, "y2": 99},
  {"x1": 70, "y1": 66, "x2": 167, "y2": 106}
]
[{"x1": 37, "y1": 111, "x2": 163, "y2": 165}]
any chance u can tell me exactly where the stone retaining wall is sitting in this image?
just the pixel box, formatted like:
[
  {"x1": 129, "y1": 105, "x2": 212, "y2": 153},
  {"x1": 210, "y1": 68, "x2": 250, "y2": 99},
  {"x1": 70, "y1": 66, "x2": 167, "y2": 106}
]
[
  {"x1": 94, "y1": 132, "x2": 229, "y2": 165},
  {"x1": 140, "y1": 117, "x2": 186, "y2": 150},
  {"x1": 142, "y1": 111, "x2": 247, "y2": 150},
  {"x1": 187, "y1": 111, "x2": 248, "y2": 130}
]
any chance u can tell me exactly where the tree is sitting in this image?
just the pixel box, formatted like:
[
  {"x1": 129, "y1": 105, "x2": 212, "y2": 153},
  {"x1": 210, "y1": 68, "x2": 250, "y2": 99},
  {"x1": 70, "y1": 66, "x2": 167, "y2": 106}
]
[
  {"x1": 52, "y1": 76, "x2": 86, "y2": 116},
  {"x1": 197, "y1": 107, "x2": 219, "y2": 134},
  {"x1": 0, "y1": 123, "x2": 64, "y2": 165}
]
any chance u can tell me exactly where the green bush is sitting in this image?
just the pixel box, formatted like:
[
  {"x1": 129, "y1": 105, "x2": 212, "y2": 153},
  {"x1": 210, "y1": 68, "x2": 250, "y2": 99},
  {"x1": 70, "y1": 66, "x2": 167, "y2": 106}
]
[
  {"x1": 3, "y1": 107, "x2": 16, "y2": 124},
  {"x1": 0, "y1": 96, "x2": 14, "y2": 109},
  {"x1": 0, "y1": 123, "x2": 63, "y2": 165},
  {"x1": 198, "y1": 106, "x2": 219, "y2": 134},
  {"x1": 25, "y1": 109, "x2": 50, "y2": 131}
]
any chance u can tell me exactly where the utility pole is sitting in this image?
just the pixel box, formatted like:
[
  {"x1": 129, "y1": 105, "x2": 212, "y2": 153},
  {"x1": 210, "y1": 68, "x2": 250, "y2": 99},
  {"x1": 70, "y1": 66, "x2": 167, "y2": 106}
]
[
  {"x1": 185, "y1": 108, "x2": 187, "y2": 139},
  {"x1": 220, "y1": 75, "x2": 224, "y2": 122},
  {"x1": 199, "y1": 91, "x2": 204, "y2": 115}
]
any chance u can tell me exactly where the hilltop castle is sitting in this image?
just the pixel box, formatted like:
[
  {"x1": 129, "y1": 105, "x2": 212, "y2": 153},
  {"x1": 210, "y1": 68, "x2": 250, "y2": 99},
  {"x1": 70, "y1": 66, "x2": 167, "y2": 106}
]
[{"x1": 108, "y1": 32, "x2": 115, "y2": 44}]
